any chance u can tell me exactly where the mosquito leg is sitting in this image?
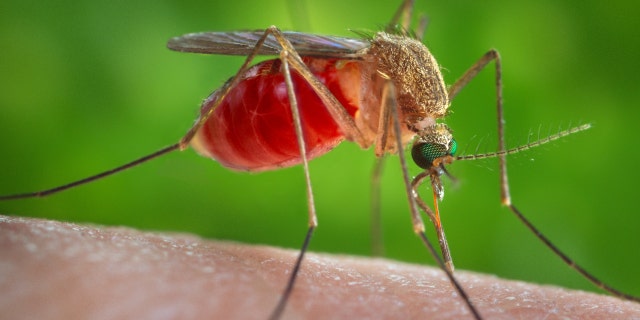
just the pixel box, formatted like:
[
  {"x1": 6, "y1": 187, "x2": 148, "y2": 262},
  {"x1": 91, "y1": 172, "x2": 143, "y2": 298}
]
[
  {"x1": 0, "y1": 25, "x2": 318, "y2": 202},
  {"x1": 268, "y1": 227, "x2": 315, "y2": 320},
  {"x1": 508, "y1": 204, "x2": 640, "y2": 301},
  {"x1": 0, "y1": 24, "x2": 305, "y2": 202},
  {"x1": 386, "y1": 80, "x2": 482, "y2": 319},
  {"x1": 255, "y1": 24, "x2": 403, "y2": 319},
  {"x1": 411, "y1": 171, "x2": 455, "y2": 273},
  {"x1": 207, "y1": 26, "x2": 371, "y2": 319},
  {"x1": 265, "y1": 27, "x2": 369, "y2": 147},
  {"x1": 280, "y1": 47, "x2": 318, "y2": 236},
  {"x1": 374, "y1": 78, "x2": 393, "y2": 156},
  {"x1": 388, "y1": 0, "x2": 415, "y2": 32},
  {"x1": 452, "y1": 50, "x2": 640, "y2": 302},
  {"x1": 447, "y1": 50, "x2": 499, "y2": 101},
  {"x1": 178, "y1": 29, "x2": 279, "y2": 149},
  {"x1": 368, "y1": 78, "x2": 397, "y2": 256},
  {"x1": 499, "y1": 84, "x2": 637, "y2": 300},
  {"x1": 266, "y1": 38, "x2": 322, "y2": 320},
  {"x1": 446, "y1": 49, "x2": 507, "y2": 201},
  {"x1": 370, "y1": 156, "x2": 385, "y2": 256},
  {"x1": 0, "y1": 144, "x2": 180, "y2": 200},
  {"x1": 388, "y1": 0, "x2": 429, "y2": 41},
  {"x1": 492, "y1": 51, "x2": 511, "y2": 205},
  {"x1": 415, "y1": 14, "x2": 429, "y2": 42}
]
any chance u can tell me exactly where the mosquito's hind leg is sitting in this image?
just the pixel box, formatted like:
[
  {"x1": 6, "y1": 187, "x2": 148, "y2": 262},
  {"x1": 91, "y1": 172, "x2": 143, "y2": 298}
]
[{"x1": 0, "y1": 19, "x2": 294, "y2": 202}]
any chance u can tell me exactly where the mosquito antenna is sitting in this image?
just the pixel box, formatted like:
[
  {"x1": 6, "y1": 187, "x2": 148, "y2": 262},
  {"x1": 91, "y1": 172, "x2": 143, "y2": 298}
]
[
  {"x1": 536, "y1": 123, "x2": 543, "y2": 142},
  {"x1": 525, "y1": 126, "x2": 534, "y2": 145},
  {"x1": 455, "y1": 123, "x2": 591, "y2": 162},
  {"x1": 0, "y1": 143, "x2": 180, "y2": 200},
  {"x1": 473, "y1": 134, "x2": 489, "y2": 157},
  {"x1": 459, "y1": 134, "x2": 478, "y2": 157}
]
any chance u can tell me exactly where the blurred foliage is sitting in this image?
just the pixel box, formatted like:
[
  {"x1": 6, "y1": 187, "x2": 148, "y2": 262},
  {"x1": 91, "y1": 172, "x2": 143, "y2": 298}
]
[{"x1": 1, "y1": 0, "x2": 639, "y2": 299}]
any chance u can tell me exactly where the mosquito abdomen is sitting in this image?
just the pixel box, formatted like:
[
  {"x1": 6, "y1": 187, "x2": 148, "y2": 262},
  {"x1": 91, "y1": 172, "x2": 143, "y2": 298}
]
[{"x1": 190, "y1": 58, "x2": 364, "y2": 172}]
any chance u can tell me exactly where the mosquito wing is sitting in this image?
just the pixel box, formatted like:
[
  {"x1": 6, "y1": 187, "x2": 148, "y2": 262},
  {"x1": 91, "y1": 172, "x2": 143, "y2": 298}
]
[{"x1": 167, "y1": 31, "x2": 371, "y2": 59}]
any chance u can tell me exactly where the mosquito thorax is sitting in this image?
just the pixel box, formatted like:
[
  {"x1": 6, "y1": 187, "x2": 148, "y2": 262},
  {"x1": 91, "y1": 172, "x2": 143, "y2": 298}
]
[
  {"x1": 411, "y1": 123, "x2": 457, "y2": 170},
  {"x1": 367, "y1": 32, "x2": 450, "y2": 123}
]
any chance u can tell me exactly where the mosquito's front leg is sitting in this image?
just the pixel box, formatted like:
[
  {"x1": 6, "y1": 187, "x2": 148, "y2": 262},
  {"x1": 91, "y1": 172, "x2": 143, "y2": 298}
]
[
  {"x1": 385, "y1": 79, "x2": 482, "y2": 319},
  {"x1": 451, "y1": 49, "x2": 640, "y2": 303},
  {"x1": 446, "y1": 50, "x2": 509, "y2": 204},
  {"x1": 374, "y1": 75, "x2": 454, "y2": 271},
  {"x1": 411, "y1": 171, "x2": 454, "y2": 273}
]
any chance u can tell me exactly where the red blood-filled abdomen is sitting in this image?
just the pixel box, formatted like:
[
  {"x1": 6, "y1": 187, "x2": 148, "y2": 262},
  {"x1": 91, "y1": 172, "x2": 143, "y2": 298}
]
[{"x1": 190, "y1": 58, "x2": 363, "y2": 171}]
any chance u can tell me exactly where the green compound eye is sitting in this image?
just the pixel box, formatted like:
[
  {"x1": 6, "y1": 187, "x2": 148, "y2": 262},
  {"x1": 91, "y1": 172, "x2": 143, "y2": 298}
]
[
  {"x1": 411, "y1": 139, "x2": 457, "y2": 170},
  {"x1": 449, "y1": 139, "x2": 458, "y2": 155}
]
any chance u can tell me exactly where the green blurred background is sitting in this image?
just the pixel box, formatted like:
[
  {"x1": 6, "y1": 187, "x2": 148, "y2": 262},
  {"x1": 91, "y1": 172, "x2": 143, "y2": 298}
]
[{"x1": 1, "y1": 0, "x2": 639, "y2": 300}]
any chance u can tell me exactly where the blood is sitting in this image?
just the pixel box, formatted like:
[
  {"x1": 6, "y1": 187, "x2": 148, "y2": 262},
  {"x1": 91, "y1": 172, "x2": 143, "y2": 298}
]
[{"x1": 191, "y1": 57, "x2": 364, "y2": 171}]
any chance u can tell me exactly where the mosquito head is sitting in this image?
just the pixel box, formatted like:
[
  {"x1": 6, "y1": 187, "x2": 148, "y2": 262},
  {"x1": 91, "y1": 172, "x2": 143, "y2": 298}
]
[{"x1": 411, "y1": 123, "x2": 457, "y2": 171}]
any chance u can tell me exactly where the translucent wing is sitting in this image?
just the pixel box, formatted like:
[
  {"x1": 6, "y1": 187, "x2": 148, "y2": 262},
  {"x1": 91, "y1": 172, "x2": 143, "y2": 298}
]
[{"x1": 167, "y1": 31, "x2": 370, "y2": 59}]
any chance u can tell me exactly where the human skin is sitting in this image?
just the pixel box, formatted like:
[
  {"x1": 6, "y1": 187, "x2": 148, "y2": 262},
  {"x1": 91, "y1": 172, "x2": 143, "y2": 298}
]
[{"x1": 1, "y1": 215, "x2": 639, "y2": 320}]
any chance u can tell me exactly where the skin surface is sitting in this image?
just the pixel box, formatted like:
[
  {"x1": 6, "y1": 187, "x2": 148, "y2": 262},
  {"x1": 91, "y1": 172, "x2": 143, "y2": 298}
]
[{"x1": 2, "y1": 215, "x2": 639, "y2": 320}]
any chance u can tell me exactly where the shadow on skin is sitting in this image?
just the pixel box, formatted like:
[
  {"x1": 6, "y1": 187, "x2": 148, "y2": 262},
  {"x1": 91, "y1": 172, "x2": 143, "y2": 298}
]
[{"x1": 1, "y1": 215, "x2": 639, "y2": 319}]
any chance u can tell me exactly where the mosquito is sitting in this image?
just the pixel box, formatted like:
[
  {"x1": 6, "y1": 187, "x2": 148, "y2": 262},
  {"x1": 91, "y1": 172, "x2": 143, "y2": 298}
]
[{"x1": 1, "y1": 0, "x2": 637, "y2": 319}]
